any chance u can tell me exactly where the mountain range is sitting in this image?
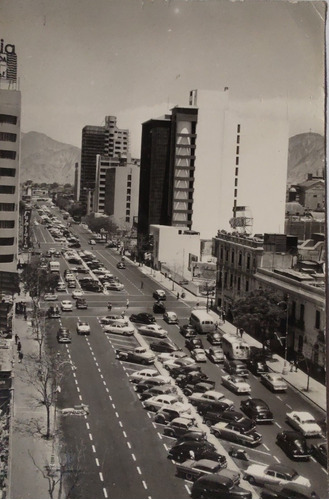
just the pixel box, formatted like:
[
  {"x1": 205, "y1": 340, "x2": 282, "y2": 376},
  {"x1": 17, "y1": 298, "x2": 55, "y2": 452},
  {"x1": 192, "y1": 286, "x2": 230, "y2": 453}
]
[{"x1": 20, "y1": 130, "x2": 325, "y2": 186}]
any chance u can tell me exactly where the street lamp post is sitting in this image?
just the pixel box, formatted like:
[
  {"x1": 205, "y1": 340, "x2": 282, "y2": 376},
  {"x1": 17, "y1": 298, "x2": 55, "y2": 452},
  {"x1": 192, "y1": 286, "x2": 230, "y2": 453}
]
[{"x1": 278, "y1": 296, "x2": 289, "y2": 374}]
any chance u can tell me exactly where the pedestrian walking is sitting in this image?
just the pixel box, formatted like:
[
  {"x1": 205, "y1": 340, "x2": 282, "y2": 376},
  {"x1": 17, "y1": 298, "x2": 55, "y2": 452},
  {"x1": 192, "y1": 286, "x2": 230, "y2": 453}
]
[
  {"x1": 222, "y1": 310, "x2": 226, "y2": 324},
  {"x1": 18, "y1": 351, "x2": 23, "y2": 363},
  {"x1": 15, "y1": 334, "x2": 19, "y2": 345},
  {"x1": 141, "y1": 281, "x2": 144, "y2": 289},
  {"x1": 126, "y1": 298, "x2": 129, "y2": 309},
  {"x1": 24, "y1": 311, "x2": 27, "y2": 321},
  {"x1": 293, "y1": 359, "x2": 298, "y2": 372},
  {"x1": 177, "y1": 292, "x2": 180, "y2": 300},
  {"x1": 239, "y1": 328, "x2": 244, "y2": 338},
  {"x1": 107, "y1": 302, "x2": 112, "y2": 311},
  {"x1": 17, "y1": 341, "x2": 22, "y2": 352}
]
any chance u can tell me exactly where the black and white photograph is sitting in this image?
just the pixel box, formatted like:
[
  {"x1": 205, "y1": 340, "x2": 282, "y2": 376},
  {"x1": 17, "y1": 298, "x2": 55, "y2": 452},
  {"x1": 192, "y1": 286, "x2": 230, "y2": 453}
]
[{"x1": 0, "y1": 0, "x2": 326, "y2": 498}]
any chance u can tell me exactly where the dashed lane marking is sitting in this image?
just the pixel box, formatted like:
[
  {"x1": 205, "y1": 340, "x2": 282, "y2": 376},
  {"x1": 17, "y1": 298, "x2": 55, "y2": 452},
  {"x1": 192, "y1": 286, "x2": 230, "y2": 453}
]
[
  {"x1": 105, "y1": 387, "x2": 109, "y2": 393},
  {"x1": 77, "y1": 387, "x2": 80, "y2": 393},
  {"x1": 92, "y1": 445, "x2": 96, "y2": 453},
  {"x1": 152, "y1": 422, "x2": 156, "y2": 428},
  {"x1": 137, "y1": 467, "x2": 142, "y2": 475},
  {"x1": 276, "y1": 395, "x2": 282, "y2": 401},
  {"x1": 185, "y1": 485, "x2": 191, "y2": 495},
  {"x1": 142, "y1": 481, "x2": 148, "y2": 490},
  {"x1": 89, "y1": 433, "x2": 93, "y2": 441},
  {"x1": 286, "y1": 403, "x2": 292, "y2": 409},
  {"x1": 127, "y1": 442, "x2": 131, "y2": 449},
  {"x1": 163, "y1": 443, "x2": 168, "y2": 451},
  {"x1": 78, "y1": 394, "x2": 82, "y2": 400},
  {"x1": 86, "y1": 422, "x2": 90, "y2": 429},
  {"x1": 95, "y1": 458, "x2": 100, "y2": 466},
  {"x1": 157, "y1": 432, "x2": 163, "y2": 440},
  {"x1": 112, "y1": 403, "x2": 116, "y2": 409},
  {"x1": 263, "y1": 444, "x2": 270, "y2": 451},
  {"x1": 103, "y1": 488, "x2": 108, "y2": 498},
  {"x1": 99, "y1": 472, "x2": 104, "y2": 482},
  {"x1": 115, "y1": 412, "x2": 119, "y2": 418},
  {"x1": 132, "y1": 453, "x2": 136, "y2": 461},
  {"x1": 273, "y1": 456, "x2": 280, "y2": 463},
  {"x1": 274, "y1": 422, "x2": 282, "y2": 428},
  {"x1": 119, "y1": 421, "x2": 123, "y2": 427},
  {"x1": 123, "y1": 431, "x2": 127, "y2": 438}
]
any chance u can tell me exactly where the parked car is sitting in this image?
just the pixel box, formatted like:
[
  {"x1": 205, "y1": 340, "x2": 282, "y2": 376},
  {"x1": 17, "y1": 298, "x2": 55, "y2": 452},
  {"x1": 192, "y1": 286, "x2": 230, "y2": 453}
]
[
  {"x1": 191, "y1": 473, "x2": 252, "y2": 499},
  {"x1": 153, "y1": 301, "x2": 166, "y2": 314},
  {"x1": 163, "y1": 311, "x2": 178, "y2": 324},
  {"x1": 168, "y1": 440, "x2": 225, "y2": 464},
  {"x1": 221, "y1": 375, "x2": 251, "y2": 394},
  {"x1": 154, "y1": 407, "x2": 194, "y2": 425},
  {"x1": 180, "y1": 324, "x2": 197, "y2": 338},
  {"x1": 176, "y1": 371, "x2": 211, "y2": 389},
  {"x1": 104, "y1": 321, "x2": 135, "y2": 336},
  {"x1": 163, "y1": 417, "x2": 200, "y2": 439},
  {"x1": 205, "y1": 410, "x2": 256, "y2": 431},
  {"x1": 207, "y1": 332, "x2": 222, "y2": 345},
  {"x1": 276, "y1": 431, "x2": 310, "y2": 460},
  {"x1": 176, "y1": 458, "x2": 229, "y2": 482},
  {"x1": 44, "y1": 293, "x2": 58, "y2": 301},
  {"x1": 99, "y1": 314, "x2": 128, "y2": 325},
  {"x1": 183, "y1": 381, "x2": 216, "y2": 397},
  {"x1": 261, "y1": 373, "x2": 287, "y2": 392},
  {"x1": 163, "y1": 357, "x2": 196, "y2": 371},
  {"x1": 158, "y1": 351, "x2": 188, "y2": 363},
  {"x1": 186, "y1": 338, "x2": 204, "y2": 351},
  {"x1": 129, "y1": 369, "x2": 170, "y2": 384},
  {"x1": 143, "y1": 395, "x2": 191, "y2": 414},
  {"x1": 210, "y1": 421, "x2": 262, "y2": 447},
  {"x1": 170, "y1": 364, "x2": 202, "y2": 379},
  {"x1": 310, "y1": 441, "x2": 327, "y2": 467},
  {"x1": 243, "y1": 463, "x2": 311, "y2": 488},
  {"x1": 153, "y1": 289, "x2": 166, "y2": 300},
  {"x1": 138, "y1": 324, "x2": 168, "y2": 338},
  {"x1": 189, "y1": 391, "x2": 233, "y2": 408},
  {"x1": 260, "y1": 482, "x2": 319, "y2": 499},
  {"x1": 150, "y1": 340, "x2": 178, "y2": 353},
  {"x1": 129, "y1": 313, "x2": 156, "y2": 324},
  {"x1": 134, "y1": 377, "x2": 170, "y2": 394},
  {"x1": 240, "y1": 398, "x2": 273, "y2": 423},
  {"x1": 206, "y1": 346, "x2": 224, "y2": 364},
  {"x1": 286, "y1": 411, "x2": 321, "y2": 437},
  {"x1": 139, "y1": 384, "x2": 177, "y2": 402},
  {"x1": 224, "y1": 359, "x2": 249, "y2": 377}
]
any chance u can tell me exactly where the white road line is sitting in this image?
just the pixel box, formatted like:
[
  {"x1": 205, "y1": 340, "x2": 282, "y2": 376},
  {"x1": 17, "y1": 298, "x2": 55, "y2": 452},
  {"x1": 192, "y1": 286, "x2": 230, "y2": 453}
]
[
  {"x1": 137, "y1": 466, "x2": 142, "y2": 475},
  {"x1": 86, "y1": 422, "x2": 90, "y2": 430},
  {"x1": 127, "y1": 442, "x2": 131, "y2": 449},
  {"x1": 322, "y1": 467, "x2": 328, "y2": 475},
  {"x1": 185, "y1": 485, "x2": 191, "y2": 495},
  {"x1": 157, "y1": 432, "x2": 163, "y2": 440},
  {"x1": 95, "y1": 458, "x2": 99, "y2": 466},
  {"x1": 92, "y1": 445, "x2": 96, "y2": 453},
  {"x1": 274, "y1": 422, "x2": 282, "y2": 428},
  {"x1": 286, "y1": 403, "x2": 292, "y2": 409},
  {"x1": 95, "y1": 361, "x2": 99, "y2": 366},
  {"x1": 147, "y1": 412, "x2": 152, "y2": 418},
  {"x1": 74, "y1": 379, "x2": 78, "y2": 385},
  {"x1": 112, "y1": 403, "x2": 115, "y2": 408},
  {"x1": 311, "y1": 456, "x2": 317, "y2": 462},
  {"x1": 123, "y1": 431, "x2": 127, "y2": 438},
  {"x1": 142, "y1": 481, "x2": 148, "y2": 490},
  {"x1": 263, "y1": 444, "x2": 269, "y2": 451},
  {"x1": 78, "y1": 394, "x2": 82, "y2": 400},
  {"x1": 163, "y1": 443, "x2": 168, "y2": 451},
  {"x1": 105, "y1": 387, "x2": 109, "y2": 393},
  {"x1": 276, "y1": 395, "x2": 282, "y2": 401},
  {"x1": 103, "y1": 487, "x2": 108, "y2": 498},
  {"x1": 99, "y1": 472, "x2": 104, "y2": 482},
  {"x1": 77, "y1": 387, "x2": 80, "y2": 393},
  {"x1": 109, "y1": 395, "x2": 112, "y2": 401},
  {"x1": 72, "y1": 372, "x2": 76, "y2": 378},
  {"x1": 152, "y1": 422, "x2": 156, "y2": 428},
  {"x1": 119, "y1": 421, "x2": 123, "y2": 428},
  {"x1": 132, "y1": 453, "x2": 136, "y2": 461},
  {"x1": 100, "y1": 374, "x2": 104, "y2": 379},
  {"x1": 273, "y1": 456, "x2": 280, "y2": 463},
  {"x1": 115, "y1": 412, "x2": 119, "y2": 418},
  {"x1": 89, "y1": 433, "x2": 93, "y2": 441}
]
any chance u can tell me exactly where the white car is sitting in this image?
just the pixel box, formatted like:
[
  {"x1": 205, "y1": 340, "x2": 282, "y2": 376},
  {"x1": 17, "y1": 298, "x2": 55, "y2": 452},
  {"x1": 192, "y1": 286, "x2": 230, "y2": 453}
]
[
  {"x1": 99, "y1": 314, "x2": 129, "y2": 325},
  {"x1": 243, "y1": 463, "x2": 311, "y2": 488},
  {"x1": 221, "y1": 375, "x2": 251, "y2": 394},
  {"x1": 163, "y1": 357, "x2": 196, "y2": 370},
  {"x1": 261, "y1": 373, "x2": 288, "y2": 392},
  {"x1": 65, "y1": 273, "x2": 75, "y2": 282},
  {"x1": 61, "y1": 300, "x2": 73, "y2": 311},
  {"x1": 286, "y1": 411, "x2": 322, "y2": 437},
  {"x1": 76, "y1": 321, "x2": 91, "y2": 335},
  {"x1": 191, "y1": 348, "x2": 207, "y2": 363},
  {"x1": 138, "y1": 324, "x2": 168, "y2": 338},
  {"x1": 129, "y1": 369, "x2": 170, "y2": 384},
  {"x1": 105, "y1": 282, "x2": 125, "y2": 291},
  {"x1": 189, "y1": 390, "x2": 234, "y2": 407},
  {"x1": 153, "y1": 289, "x2": 166, "y2": 300},
  {"x1": 157, "y1": 351, "x2": 188, "y2": 363},
  {"x1": 163, "y1": 311, "x2": 178, "y2": 324},
  {"x1": 44, "y1": 293, "x2": 58, "y2": 301},
  {"x1": 143, "y1": 395, "x2": 191, "y2": 413},
  {"x1": 72, "y1": 290, "x2": 84, "y2": 299},
  {"x1": 104, "y1": 321, "x2": 135, "y2": 336}
]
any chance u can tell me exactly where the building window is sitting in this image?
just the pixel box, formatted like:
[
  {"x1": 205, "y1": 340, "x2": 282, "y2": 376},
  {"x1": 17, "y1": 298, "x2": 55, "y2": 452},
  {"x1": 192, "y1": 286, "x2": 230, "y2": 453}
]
[
  {"x1": 127, "y1": 174, "x2": 132, "y2": 181},
  {"x1": 0, "y1": 150, "x2": 16, "y2": 160},
  {"x1": 220, "y1": 247, "x2": 223, "y2": 260},
  {"x1": 237, "y1": 277, "x2": 241, "y2": 291},
  {"x1": 126, "y1": 209, "x2": 130, "y2": 215},
  {"x1": 225, "y1": 250, "x2": 229, "y2": 262},
  {"x1": 300, "y1": 304, "x2": 305, "y2": 322},
  {"x1": 127, "y1": 188, "x2": 131, "y2": 195},
  {"x1": 234, "y1": 178, "x2": 238, "y2": 187},
  {"x1": 231, "y1": 250, "x2": 234, "y2": 263},
  {"x1": 126, "y1": 202, "x2": 131, "y2": 208},
  {"x1": 0, "y1": 168, "x2": 16, "y2": 177},
  {"x1": 0, "y1": 114, "x2": 17, "y2": 125},
  {"x1": 246, "y1": 254, "x2": 250, "y2": 270},
  {"x1": 0, "y1": 254, "x2": 14, "y2": 263},
  {"x1": 245, "y1": 279, "x2": 249, "y2": 292},
  {"x1": 238, "y1": 252, "x2": 242, "y2": 266},
  {"x1": 236, "y1": 135, "x2": 240, "y2": 144},
  {"x1": 0, "y1": 185, "x2": 15, "y2": 194},
  {"x1": 234, "y1": 189, "x2": 237, "y2": 197},
  {"x1": 0, "y1": 237, "x2": 14, "y2": 246},
  {"x1": 230, "y1": 274, "x2": 233, "y2": 287},
  {"x1": 0, "y1": 220, "x2": 15, "y2": 228},
  {"x1": 0, "y1": 132, "x2": 17, "y2": 142},
  {"x1": 235, "y1": 167, "x2": 239, "y2": 176},
  {"x1": 315, "y1": 310, "x2": 321, "y2": 329},
  {"x1": 297, "y1": 335, "x2": 303, "y2": 352},
  {"x1": 0, "y1": 203, "x2": 15, "y2": 211},
  {"x1": 125, "y1": 216, "x2": 130, "y2": 222},
  {"x1": 127, "y1": 181, "x2": 131, "y2": 187}
]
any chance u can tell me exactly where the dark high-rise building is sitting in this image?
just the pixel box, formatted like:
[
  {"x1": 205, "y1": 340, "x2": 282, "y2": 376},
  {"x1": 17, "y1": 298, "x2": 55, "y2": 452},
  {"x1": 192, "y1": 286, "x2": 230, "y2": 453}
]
[
  {"x1": 137, "y1": 107, "x2": 198, "y2": 244},
  {"x1": 79, "y1": 116, "x2": 129, "y2": 207}
]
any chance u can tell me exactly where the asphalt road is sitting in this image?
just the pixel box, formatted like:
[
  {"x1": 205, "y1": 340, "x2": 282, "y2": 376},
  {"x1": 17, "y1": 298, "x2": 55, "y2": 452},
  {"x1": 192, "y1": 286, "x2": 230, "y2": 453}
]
[{"x1": 33, "y1": 208, "x2": 328, "y2": 499}]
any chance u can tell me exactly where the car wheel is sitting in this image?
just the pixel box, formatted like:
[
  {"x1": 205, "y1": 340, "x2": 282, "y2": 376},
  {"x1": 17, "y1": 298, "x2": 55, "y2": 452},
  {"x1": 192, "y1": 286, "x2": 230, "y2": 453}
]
[
  {"x1": 213, "y1": 430, "x2": 220, "y2": 438},
  {"x1": 149, "y1": 406, "x2": 156, "y2": 412},
  {"x1": 247, "y1": 475, "x2": 256, "y2": 485},
  {"x1": 155, "y1": 416, "x2": 165, "y2": 424},
  {"x1": 205, "y1": 420, "x2": 212, "y2": 427},
  {"x1": 186, "y1": 473, "x2": 193, "y2": 481},
  {"x1": 142, "y1": 360, "x2": 148, "y2": 365},
  {"x1": 167, "y1": 430, "x2": 175, "y2": 437}
]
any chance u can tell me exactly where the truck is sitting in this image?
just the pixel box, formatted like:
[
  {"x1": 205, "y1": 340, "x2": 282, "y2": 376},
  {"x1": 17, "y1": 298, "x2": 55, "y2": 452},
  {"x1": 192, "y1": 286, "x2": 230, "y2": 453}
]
[
  {"x1": 115, "y1": 346, "x2": 156, "y2": 365},
  {"x1": 49, "y1": 261, "x2": 60, "y2": 273}
]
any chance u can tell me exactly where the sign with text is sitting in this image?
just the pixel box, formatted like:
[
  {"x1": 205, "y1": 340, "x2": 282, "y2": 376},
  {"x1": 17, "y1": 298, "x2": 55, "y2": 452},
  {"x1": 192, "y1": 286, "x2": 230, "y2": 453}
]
[
  {"x1": 22, "y1": 208, "x2": 32, "y2": 249},
  {"x1": 0, "y1": 39, "x2": 17, "y2": 81}
]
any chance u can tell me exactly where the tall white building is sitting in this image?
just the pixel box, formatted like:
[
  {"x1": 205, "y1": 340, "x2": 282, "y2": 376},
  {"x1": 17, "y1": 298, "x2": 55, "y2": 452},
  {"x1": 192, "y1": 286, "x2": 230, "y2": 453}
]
[
  {"x1": 189, "y1": 89, "x2": 289, "y2": 238},
  {"x1": 0, "y1": 41, "x2": 20, "y2": 293}
]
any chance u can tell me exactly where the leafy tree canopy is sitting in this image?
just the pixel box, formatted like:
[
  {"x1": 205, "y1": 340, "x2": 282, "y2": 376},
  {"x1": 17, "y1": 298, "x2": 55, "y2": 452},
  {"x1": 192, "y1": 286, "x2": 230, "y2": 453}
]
[
  {"x1": 21, "y1": 258, "x2": 59, "y2": 299},
  {"x1": 83, "y1": 213, "x2": 118, "y2": 236}
]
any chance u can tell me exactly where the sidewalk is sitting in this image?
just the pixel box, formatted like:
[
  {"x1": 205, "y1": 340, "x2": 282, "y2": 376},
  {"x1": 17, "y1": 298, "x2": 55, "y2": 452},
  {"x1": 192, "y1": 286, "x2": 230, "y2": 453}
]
[
  {"x1": 136, "y1": 262, "x2": 327, "y2": 413},
  {"x1": 8, "y1": 294, "x2": 58, "y2": 499}
]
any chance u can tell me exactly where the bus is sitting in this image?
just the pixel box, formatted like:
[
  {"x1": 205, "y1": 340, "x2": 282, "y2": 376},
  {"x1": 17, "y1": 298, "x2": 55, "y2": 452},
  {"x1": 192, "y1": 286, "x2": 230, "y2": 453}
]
[
  {"x1": 49, "y1": 261, "x2": 60, "y2": 273},
  {"x1": 189, "y1": 310, "x2": 216, "y2": 334},
  {"x1": 221, "y1": 333, "x2": 250, "y2": 360}
]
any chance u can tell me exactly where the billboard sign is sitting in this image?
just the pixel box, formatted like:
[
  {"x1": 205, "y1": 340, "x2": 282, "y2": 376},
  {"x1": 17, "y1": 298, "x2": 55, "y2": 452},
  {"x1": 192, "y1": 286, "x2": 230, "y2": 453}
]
[
  {"x1": 22, "y1": 208, "x2": 32, "y2": 249},
  {"x1": 0, "y1": 39, "x2": 17, "y2": 81}
]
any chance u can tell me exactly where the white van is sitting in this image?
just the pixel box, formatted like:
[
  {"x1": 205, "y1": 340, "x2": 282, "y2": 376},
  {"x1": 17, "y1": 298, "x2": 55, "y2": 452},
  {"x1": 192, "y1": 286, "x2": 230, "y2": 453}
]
[{"x1": 189, "y1": 310, "x2": 216, "y2": 334}]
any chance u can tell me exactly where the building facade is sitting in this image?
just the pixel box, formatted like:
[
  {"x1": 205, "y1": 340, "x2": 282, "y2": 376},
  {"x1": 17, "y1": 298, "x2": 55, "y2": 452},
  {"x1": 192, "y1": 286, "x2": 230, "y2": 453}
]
[{"x1": 0, "y1": 53, "x2": 20, "y2": 294}]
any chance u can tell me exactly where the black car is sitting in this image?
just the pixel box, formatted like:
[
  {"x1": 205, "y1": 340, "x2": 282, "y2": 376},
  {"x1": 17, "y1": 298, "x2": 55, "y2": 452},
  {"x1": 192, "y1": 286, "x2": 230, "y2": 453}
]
[
  {"x1": 135, "y1": 378, "x2": 167, "y2": 394},
  {"x1": 310, "y1": 441, "x2": 327, "y2": 467},
  {"x1": 153, "y1": 301, "x2": 166, "y2": 314},
  {"x1": 117, "y1": 261, "x2": 126, "y2": 269},
  {"x1": 139, "y1": 384, "x2": 176, "y2": 401},
  {"x1": 240, "y1": 398, "x2": 273, "y2": 423},
  {"x1": 192, "y1": 474, "x2": 252, "y2": 499},
  {"x1": 176, "y1": 430, "x2": 208, "y2": 445},
  {"x1": 176, "y1": 371, "x2": 210, "y2": 388},
  {"x1": 247, "y1": 358, "x2": 269, "y2": 375},
  {"x1": 154, "y1": 407, "x2": 193, "y2": 424},
  {"x1": 180, "y1": 324, "x2": 197, "y2": 338},
  {"x1": 149, "y1": 340, "x2": 177, "y2": 353},
  {"x1": 170, "y1": 364, "x2": 202, "y2": 379},
  {"x1": 203, "y1": 410, "x2": 255, "y2": 431},
  {"x1": 207, "y1": 332, "x2": 222, "y2": 345},
  {"x1": 153, "y1": 290, "x2": 166, "y2": 300},
  {"x1": 168, "y1": 441, "x2": 227, "y2": 466},
  {"x1": 197, "y1": 399, "x2": 235, "y2": 417},
  {"x1": 186, "y1": 338, "x2": 204, "y2": 351},
  {"x1": 183, "y1": 381, "x2": 216, "y2": 397},
  {"x1": 129, "y1": 313, "x2": 156, "y2": 324},
  {"x1": 260, "y1": 482, "x2": 319, "y2": 499},
  {"x1": 276, "y1": 431, "x2": 310, "y2": 460},
  {"x1": 224, "y1": 359, "x2": 249, "y2": 377}
]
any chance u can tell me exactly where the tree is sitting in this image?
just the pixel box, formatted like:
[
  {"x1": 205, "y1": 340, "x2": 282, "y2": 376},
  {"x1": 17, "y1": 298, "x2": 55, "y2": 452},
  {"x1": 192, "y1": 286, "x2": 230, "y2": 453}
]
[
  {"x1": 20, "y1": 258, "x2": 60, "y2": 299},
  {"x1": 231, "y1": 289, "x2": 285, "y2": 347},
  {"x1": 83, "y1": 213, "x2": 118, "y2": 236}
]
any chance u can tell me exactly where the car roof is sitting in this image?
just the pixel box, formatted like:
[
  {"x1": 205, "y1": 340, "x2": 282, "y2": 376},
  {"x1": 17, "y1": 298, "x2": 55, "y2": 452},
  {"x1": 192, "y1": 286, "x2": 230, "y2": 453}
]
[
  {"x1": 193, "y1": 459, "x2": 218, "y2": 468},
  {"x1": 249, "y1": 398, "x2": 268, "y2": 406},
  {"x1": 291, "y1": 411, "x2": 314, "y2": 419},
  {"x1": 280, "y1": 430, "x2": 305, "y2": 439},
  {"x1": 194, "y1": 473, "x2": 230, "y2": 486},
  {"x1": 171, "y1": 417, "x2": 192, "y2": 425},
  {"x1": 266, "y1": 464, "x2": 297, "y2": 476}
]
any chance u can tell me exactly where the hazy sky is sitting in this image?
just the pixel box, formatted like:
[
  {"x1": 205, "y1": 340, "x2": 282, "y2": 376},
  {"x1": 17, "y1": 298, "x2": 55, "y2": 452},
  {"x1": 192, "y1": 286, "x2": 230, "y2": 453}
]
[{"x1": 1, "y1": 0, "x2": 325, "y2": 156}]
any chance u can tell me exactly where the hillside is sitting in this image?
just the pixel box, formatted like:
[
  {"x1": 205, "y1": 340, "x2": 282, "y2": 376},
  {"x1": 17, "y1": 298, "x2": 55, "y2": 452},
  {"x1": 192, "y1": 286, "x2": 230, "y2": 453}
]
[
  {"x1": 20, "y1": 131, "x2": 80, "y2": 184},
  {"x1": 287, "y1": 133, "x2": 325, "y2": 185}
]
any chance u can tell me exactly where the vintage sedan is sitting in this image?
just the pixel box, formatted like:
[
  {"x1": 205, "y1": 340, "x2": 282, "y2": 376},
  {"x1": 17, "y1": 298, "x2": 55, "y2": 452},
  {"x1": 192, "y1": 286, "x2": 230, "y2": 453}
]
[
  {"x1": 129, "y1": 369, "x2": 170, "y2": 384},
  {"x1": 143, "y1": 395, "x2": 191, "y2": 414},
  {"x1": 44, "y1": 293, "x2": 58, "y2": 301},
  {"x1": 163, "y1": 417, "x2": 200, "y2": 439},
  {"x1": 105, "y1": 282, "x2": 125, "y2": 291},
  {"x1": 175, "y1": 459, "x2": 228, "y2": 482},
  {"x1": 191, "y1": 348, "x2": 207, "y2": 363},
  {"x1": 206, "y1": 332, "x2": 222, "y2": 345},
  {"x1": 310, "y1": 441, "x2": 327, "y2": 467},
  {"x1": 99, "y1": 314, "x2": 129, "y2": 325},
  {"x1": 76, "y1": 321, "x2": 91, "y2": 335},
  {"x1": 153, "y1": 289, "x2": 166, "y2": 300},
  {"x1": 150, "y1": 340, "x2": 178, "y2": 353},
  {"x1": 286, "y1": 411, "x2": 322, "y2": 437},
  {"x1": 153, "y1": 301, "x2": 166, "y2": 314},
  {"x1": 240, "y1": 398, "x2": 273, "y2": 423},
  {"x1": 158, "y1": 351, "x2": 188, "y2": 363},
  {"x1": 221, "y1": 375, "x2": 251, "y2": 394},
  {"x1": 211, "y1": 421, "x2": 262, "y2": 447},
  {"x1": 139, "y1": 384, "x2": 177, "y2": 402},
  {"x1": 168, "y1": 441, "x2": 226, "y2": 465},
  {"x1": 129, "y1": 313, "x2": 156, "y2": 324},
  {"x1": 189, "y1": 390, "x2": 233, "y2": 408},
  {"x1": 163, "y1": 311, "x2": 178, "y2": 324},
  {"x1": 138, "y1": 324, "x2": 168, "y2": 338},
  {"x1": 104, "y1": 321, "x2": 135, "y2": 336},
  {"x1": 179, "y1": 324, "x2": 197, "y2": 338},
  {"x1": 276, "y1": 430, "x2": 310, "y2": 461},
  {"x1": 243, "y1": 463, "x2": 311, "y2": 488},
  {"x1": 206, "y1": 346, "x2": 224, "y2": 364},
  {"x1": 71, "y1": 289, "x2": 84, "y2": 299},
  {"x1": 61, "y1": 300, "x2": 73, "y2": 311},
  {"x1": 163, "y1": 357, "x2": 196, "y2": 370},
  {"x1": 261, "y1": 373, "x2": 287, "y2": 392}
]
